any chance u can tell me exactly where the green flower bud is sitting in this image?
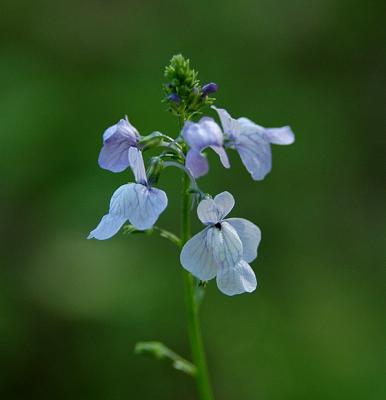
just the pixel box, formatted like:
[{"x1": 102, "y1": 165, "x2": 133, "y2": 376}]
[
  {"x1": 139, "y1": 131, "x2": 164, "y2": 150},
  {"x1": 147, "y1": 157, "x2": 164, "y2": 185}
]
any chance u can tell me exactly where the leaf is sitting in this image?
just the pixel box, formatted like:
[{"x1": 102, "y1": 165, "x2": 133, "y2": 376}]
[
  {"x1": 134, "y1": 341, "x2": 196, "y2": 377},
  {"x1": 154, "y1": 227, "x2": 181, "y2": 247},
  {"x1": 123, "y1": 225, "x2": 181, "y2": 247}
]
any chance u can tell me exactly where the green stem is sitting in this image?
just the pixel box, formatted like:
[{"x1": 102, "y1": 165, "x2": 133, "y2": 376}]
[{"x1": 181, "y1": 172, "x2": 214, "y2": 400}]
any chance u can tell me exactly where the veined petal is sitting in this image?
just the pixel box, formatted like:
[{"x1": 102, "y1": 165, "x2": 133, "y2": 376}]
[
  {"x1": 213, "y1": 192, "x2": 235, "y2": 219},
  {"x1": 264, "y1": 126, "x2": 295, "y2": 145},
  {"x1": 180, "y1": 228, "x2": 217, "y2": 281},
  {"x1": 198, "y1": 117, "x2": 224, "y2": 146},
  {"x1": 212, "y1": 106, "x2": 240, "y2": 140},
  {"x1": 210, "y1": 145, "x2": 230, "y2": 169},
  {"x1": 182, "y1": 117, "x2": 223, "y2": 151},
  {"x1": 235, "y1": 131, "x2": 272, "y2": 181},
  {"x1": 186, "y1": 149, "x2": 209, "y2": 178},
  {"x1": 88, "y1": 183, "x2": 134, "y2": 240},
  {"x1": 216, "y1": 260, "x2": 257, "y2": 296},
  {"x1": 98, "y1": 119, "x2": 139, "y2": 173},
  {"x1": 109, "y1": 183, "x2": 136, "y2": 219},
  {"x1": 182, "y1": 117, "x2": 227, "y2": 178},
  {"x1": 197, "y1": 198, "x2": 220, "y2": 225},
  {"x1": 237, "y1": 117, "x2": 260, "y2": 130},
  {"x1": 210, "y1": 221, "x2": 243, "y2": 268},
  {"x1": 197, "y1": 191, "x2": 235, "y2": 225},
  {"x1": 128, "y1": 147, "x2": 147, "y2": 184},
  {"x1": 127, "y1": 184, "x2": 168, "y2": 230},
  {"x1": 87, "y1": 214, "x2": 127, "y2": 240},
  {"x1": 102, "y1": 118, "x2": 139, "y2": 143},
  {"x1": 98, "y1": 141, "x2": 131, "y2": 173},
  {"x1": 181, "y1": 121, "x2": 200, "y2": 148},
  {"x1": 226, "y1": 218, "x2": 261, "y2": 263}
]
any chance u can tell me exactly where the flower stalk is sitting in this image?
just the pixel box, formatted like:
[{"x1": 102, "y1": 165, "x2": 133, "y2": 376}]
[{"x1": 87, "y1": 53, "x2": 295, "y2": 400}]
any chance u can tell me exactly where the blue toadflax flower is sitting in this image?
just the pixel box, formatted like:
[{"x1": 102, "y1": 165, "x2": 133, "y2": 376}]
[
  {"x1": 212, "y1": 106, "x2": 295, "y2": 180},
  {"x1": 98, "y1": 117, "x2": 140, "y2": 173},
  {"x1": 180, "y1": 191, "x2": 261, "y2": 296},
  {"x1": 88, "y1": 147, "x2": 167, "y2": 239},
  {"x1": 182, "y1": 117, "x2": 230, "y2": 178}
]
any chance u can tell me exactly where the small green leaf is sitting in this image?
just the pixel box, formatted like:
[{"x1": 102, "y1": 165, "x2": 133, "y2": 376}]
[
  {"x1": 135, "y1": 341, "x2": 196, "y2": 377},
  {"x1": 123, "y1": 225, "x2": 181, "y2": 247},
  {"x1": 154, "y1": 227, "x2": 181, "y2": 247}
]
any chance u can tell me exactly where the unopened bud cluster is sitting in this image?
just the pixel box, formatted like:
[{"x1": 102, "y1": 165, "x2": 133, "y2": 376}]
[{"x1": 163, "y1": 54, "x2": 218, "y2": 120}]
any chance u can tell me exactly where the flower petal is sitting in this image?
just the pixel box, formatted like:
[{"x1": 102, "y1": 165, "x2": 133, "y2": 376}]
[
  {"x1": 103, "y1": 118, "x2": 139, "y2": 143},
  {"x1": 197, "y1": 191, "x2": 235, "y2": 225},
  {"x1": 98, "y1": 119, "x2": 139, "y2": 173},
  {"x1": 235, "y1": 131, "x2": 272, "y2": 181},
  {"x1": 197, "y1": 198, "x2": 219, "y2": 225},
  {"x1": 87, "y1": 214, "x2": 127, "y2": 240},
  {"x1": 182, "y1": 117, "x2": 223, "y2": 151},
  {"x1": 237, "y1": 117, "x2": 259, "y2": 129},
  {"x1": 88, "y1": 183, "x2": 134, "y2": 240},
  {"x1": 212, "y1": 106, "x2": 240, "y2": 139},
  {"x1": 182, "y1": 117, "x2": 228, "y2": 178},
  {"x1": 198, "y1": 117, "x2": 224, "y2": 145},
  {"x1": 98, "y1": 140, "x2": 130, "y2": 173},
  {"x1": 210, "y1": 145, "x2": 230, "y2": 168},
  {"x1": 180, "y1": 228, "x2": 218, "y2": 280},
  {"x1": 128, "y1": 147, "x2": 147, "y2": 184},
  {"x1": 264, "y1": 126, "x2": 295, "y2": 145},
  {"x1": 109, "y1": 183, "x2": 136, "y2": 218},
  {"x1": 226, "y1": 218, "x2": 261, "y2": 263},
  {"x1": 216, "y1": 259, "x2": 257, "y2": 296},
  {"x1": 186, "y1": 149, "x2": 209, "y2": 178},
  {"x1": 210, "y1": 221, "x2": 257, "y2": 295},
  {"x1": 213, "y1": 192, "x2": 235, "y2": 219},
  {"x1": 210, "y1": 221, "x2": 243, "y2": 268},
  {"x1": 127, "y1": 184, "x2": 168, "y2": 230}
]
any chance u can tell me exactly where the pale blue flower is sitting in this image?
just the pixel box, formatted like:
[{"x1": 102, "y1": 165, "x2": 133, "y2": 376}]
[
  {"x1": 88, "y1": 148, "x2": 168, "y2": 239},
  {"x1": 98, "y1": 117, "x2": 140, "y2": 173},
  {"x1": 180, "y1": 191, "x2": 261, "y2": 296},
  {"x1": 212, "y1": 106, "x2": 295, "y2": 180},
  {"x1": 182, "y1": 117, "x2": 230, "y2": 178}
]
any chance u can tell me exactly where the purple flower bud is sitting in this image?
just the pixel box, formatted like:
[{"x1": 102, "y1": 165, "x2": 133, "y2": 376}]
[
  {"x1": 202, "y1": 82, "x2": 218, "y2": 97},
  {"x1": 167, "y1": 93, "x2": 181, "y2": 104}
]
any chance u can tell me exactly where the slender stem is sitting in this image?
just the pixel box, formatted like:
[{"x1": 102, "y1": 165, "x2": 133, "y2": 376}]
[
  {"x1": 163, "y1": 161, "x2": 198, "y2": 192},
  {"x1": 181, "y1": 172, "x2": 214, "y2": 400}
]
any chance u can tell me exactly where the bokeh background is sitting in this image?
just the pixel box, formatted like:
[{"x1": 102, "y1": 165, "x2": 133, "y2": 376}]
[{"x1": 1, "y1": 0, "x2": 385, "y2": 399}]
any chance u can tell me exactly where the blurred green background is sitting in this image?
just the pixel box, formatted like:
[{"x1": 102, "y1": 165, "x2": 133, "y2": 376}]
[{"x1": 1, "y1": 0, "x2": 385, "y2": 399}]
